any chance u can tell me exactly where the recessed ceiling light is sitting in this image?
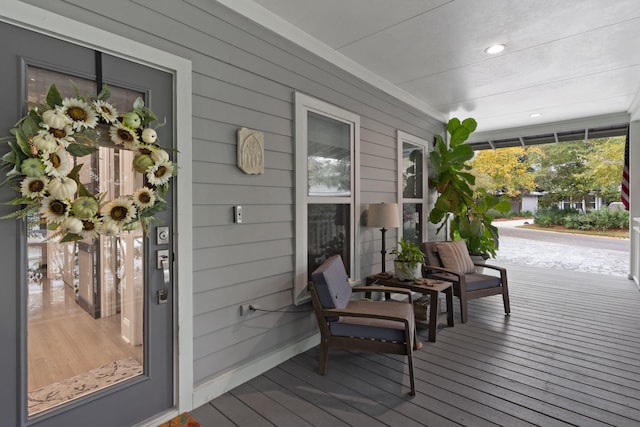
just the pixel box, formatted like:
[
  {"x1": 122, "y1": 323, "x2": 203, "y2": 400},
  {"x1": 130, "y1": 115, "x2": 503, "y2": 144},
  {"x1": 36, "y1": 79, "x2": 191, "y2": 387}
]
[
  {"x1": 485, "y1": 44, "x2": 506, "y2": 54},
  {"x1": 530, "y1": 113, "x2": 542, "y2": 118}
]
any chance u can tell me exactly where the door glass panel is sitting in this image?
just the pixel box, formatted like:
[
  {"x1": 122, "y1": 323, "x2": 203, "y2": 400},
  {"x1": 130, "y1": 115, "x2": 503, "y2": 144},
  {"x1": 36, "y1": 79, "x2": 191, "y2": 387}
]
[{"x1": 26, "y1": 67, "x2": 145, "y2": 416}]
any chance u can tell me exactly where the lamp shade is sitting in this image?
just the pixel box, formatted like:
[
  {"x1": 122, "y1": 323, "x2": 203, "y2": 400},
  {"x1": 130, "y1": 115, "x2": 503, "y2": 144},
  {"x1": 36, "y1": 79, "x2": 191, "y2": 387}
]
[{"x1": 367, "y1": 203, "x2": 399, "y2": 228}]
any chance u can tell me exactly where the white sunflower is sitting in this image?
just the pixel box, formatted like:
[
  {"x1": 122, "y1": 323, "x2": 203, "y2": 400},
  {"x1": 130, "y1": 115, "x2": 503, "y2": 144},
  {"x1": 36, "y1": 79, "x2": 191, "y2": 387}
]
[
  {"x1": 39, "y1": 197, "x2": 69, "y2": 224},
  {"x1": 133, "y1": 187, "x2": 156, "y2": 210},
  {"x1": 61, "y1": 97, "x2": 98, "y2": 131},
  {"x1": 146, "y1": 160, "x2": 174, "y2": 186},
  {"x1": 31, "y1": 131, "x2": 58, "y2": 153},
  {"x1": 44, "y1": 125, "x2": 74, "y2": 147},
  {"x1": 109, "y1": 123, "x2": 139, "y2": 149},
  {"x1": 101, "y1": 197, "x2": 137, "y2": 225},
  {"x1": 20, "y1": 176, "x2": 49, "y2": 199},
  {"x1": 42, "y1": 147, "x2": 71, "y2": 178},
  {"x1": 92, "y1": 100, "x2": 118, "y2": 124},
  {"x1": 79, "y1": 217, "x2": 101, "y2": 240},
  {"x1": 60, "y1": 217, "x2": 83, "y2": 235},
  {"x1": 97, "y1": 219, "x2": 121, "y2": 237}
]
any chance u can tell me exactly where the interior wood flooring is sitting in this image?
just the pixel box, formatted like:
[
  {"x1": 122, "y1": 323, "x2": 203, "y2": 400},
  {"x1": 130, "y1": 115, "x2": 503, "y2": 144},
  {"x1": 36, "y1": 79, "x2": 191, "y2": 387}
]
[
  {"x1": 28, "y1": 277, "x2": 143, "y2": 391},
  {"x1": 194, "y1": 263, "x2": 640, "y2": 426}
]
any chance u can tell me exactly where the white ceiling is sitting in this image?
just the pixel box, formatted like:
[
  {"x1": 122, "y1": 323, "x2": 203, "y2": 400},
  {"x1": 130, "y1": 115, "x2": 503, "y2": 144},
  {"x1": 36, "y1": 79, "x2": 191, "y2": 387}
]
[{"x1": 219, "y1": 0, "x2": 640, "y2": 141}]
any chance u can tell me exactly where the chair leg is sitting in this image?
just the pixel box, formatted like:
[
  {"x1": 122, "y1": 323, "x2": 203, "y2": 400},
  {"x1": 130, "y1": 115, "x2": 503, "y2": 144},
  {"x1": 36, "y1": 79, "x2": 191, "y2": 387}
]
[
  {"x1": 406, "y1": 345, "x2": 416, "y2": 396},
  {"x1": 318, "y1": 342, "x2": 328, "y2": 375},
  {"x1": 459, "y1": 297, "x2": 468, "y2": 323},
  {"x1": 503, "y1": 288, "x2": 511, "y2": 315}
]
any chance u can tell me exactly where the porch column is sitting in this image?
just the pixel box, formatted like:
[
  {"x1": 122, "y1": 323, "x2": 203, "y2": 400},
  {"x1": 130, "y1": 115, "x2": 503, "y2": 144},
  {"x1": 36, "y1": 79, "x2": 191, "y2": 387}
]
[{"x1": 629, "y1": 121, "x2": 640, "y2": 286}]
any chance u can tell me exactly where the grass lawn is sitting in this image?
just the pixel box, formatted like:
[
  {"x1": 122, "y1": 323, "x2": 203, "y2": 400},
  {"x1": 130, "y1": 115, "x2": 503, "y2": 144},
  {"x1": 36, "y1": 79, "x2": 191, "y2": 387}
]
[{"x1": 519, "y1": 223, "x2": 629, "y2": 239}]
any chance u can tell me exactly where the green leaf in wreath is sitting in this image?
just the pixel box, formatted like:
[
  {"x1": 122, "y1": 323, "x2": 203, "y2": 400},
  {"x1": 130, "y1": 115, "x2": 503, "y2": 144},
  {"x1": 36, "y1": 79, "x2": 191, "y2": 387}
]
[
  {"x1": 0, "y1": 205, "x2": 37, "y2": 220},
  {"x1": 60, "y1": 233, "x2": 83, "y2": 243},
  {"x1": 3, "y1": 197, "x2": 36, "y2": 206},
  {"x1": 66, "y1": 143, "x2": 97, "y2": 157},
  {"x1": 139, "y1": 201, "x2": 166, "y2": 218},
  {"x1": 96, "y1": 84, "x2": 111, "y2": 101},
  {"x1": 46, "y1": 84, "x2": 63, "y2": 108},
  {"x1": 77, "y1": 182, "x2": 92, "y2": 198},
  {"x1": 14, "y1": 129, "x2": 32, "y2": 157},
  {"x1": 21, "y1": 115, "x2": 40, "y2": 138}
]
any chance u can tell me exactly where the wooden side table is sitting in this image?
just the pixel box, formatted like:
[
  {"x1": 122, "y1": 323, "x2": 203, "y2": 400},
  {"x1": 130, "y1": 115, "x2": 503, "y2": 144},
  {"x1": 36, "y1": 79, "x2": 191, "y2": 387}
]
[{"x1": 364, "y1": 275, "x2": 454, "y2": 342}]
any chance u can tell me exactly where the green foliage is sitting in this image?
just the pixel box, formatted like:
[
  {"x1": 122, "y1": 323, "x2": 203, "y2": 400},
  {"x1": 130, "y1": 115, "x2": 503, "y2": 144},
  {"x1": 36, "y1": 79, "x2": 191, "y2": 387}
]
[
  {"x1": 533, "y1": 206, "x2": 578, "y2": 227},
  {"x1": 534, "y1": 206, "x2": 628, "y2": 230},
  {"x1": 390, "y1": 238, "x2": 425, "y2": 269},
  {"x1": 535, "y1": 137, "x2": 625, "y2": 206},
  {"x1": 429, "y1": 117, "x2": 510, "y2": 257}
]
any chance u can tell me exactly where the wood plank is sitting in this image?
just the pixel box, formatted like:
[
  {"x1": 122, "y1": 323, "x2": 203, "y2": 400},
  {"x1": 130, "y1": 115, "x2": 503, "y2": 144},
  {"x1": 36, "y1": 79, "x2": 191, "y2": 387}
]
[{"x1": 204, "y1": 263, "x2": 640, "y2": 426}]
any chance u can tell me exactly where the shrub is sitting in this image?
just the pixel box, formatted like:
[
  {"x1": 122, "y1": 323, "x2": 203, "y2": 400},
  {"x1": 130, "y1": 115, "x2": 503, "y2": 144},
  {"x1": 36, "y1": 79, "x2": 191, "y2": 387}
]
[
  {"x1": 534, "y1": 206, "x2": 578, "y2": 227},
  {"x1": 535, "y1": 208, "x2": 629, "y2": 231}
]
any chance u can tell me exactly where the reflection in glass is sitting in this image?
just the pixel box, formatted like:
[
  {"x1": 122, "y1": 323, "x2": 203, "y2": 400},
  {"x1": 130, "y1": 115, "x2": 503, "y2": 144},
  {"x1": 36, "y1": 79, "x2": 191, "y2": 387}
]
[
  {"x1": 402, "y1": 142, "x2": 423, "y2": 199},
  {"x1": 307, "y1": 204, "x2": 351, "y2": 280},
  {"x1": 307, "y1": 112, "x2": 351, "y2": 196},
  {"x1": 402, "y1": 203, "x2": 422, "y2": 245},
  {"x1": 26, "y1": 67, "x2": 144, "y2": 416}
]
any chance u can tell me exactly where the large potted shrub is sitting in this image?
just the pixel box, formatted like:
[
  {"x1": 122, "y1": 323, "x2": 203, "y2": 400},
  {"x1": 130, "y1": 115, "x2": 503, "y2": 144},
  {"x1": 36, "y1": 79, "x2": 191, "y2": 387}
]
[
  {"x1": 390, "y1": 239, "x2": 425, "y2": 280},
  {"x1": 429, "y1": 118, "x2": 510, "y2": 258}
]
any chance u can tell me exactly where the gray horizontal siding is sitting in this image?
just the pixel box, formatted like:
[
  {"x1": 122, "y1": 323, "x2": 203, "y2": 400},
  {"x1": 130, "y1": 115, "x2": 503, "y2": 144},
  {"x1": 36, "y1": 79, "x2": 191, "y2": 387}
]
[{"x1": 27, "y1": 0, "x2": 443, "y2": 386}]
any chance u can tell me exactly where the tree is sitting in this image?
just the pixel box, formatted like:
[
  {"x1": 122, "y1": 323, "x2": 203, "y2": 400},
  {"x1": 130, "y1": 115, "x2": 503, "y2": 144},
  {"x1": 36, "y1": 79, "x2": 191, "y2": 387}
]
[
  {"x1": 534, "y1": 137, "x2": 625, "y2": 207},
  {"x1": 468, "y1": 146, "x2": 543, "y2": 197},
  {"x1": 578, "y1": 137, "x2": 625, "y2": 203}
]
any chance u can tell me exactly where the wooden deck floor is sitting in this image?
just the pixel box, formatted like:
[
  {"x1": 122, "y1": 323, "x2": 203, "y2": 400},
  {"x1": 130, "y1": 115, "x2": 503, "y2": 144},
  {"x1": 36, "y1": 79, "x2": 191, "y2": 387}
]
[{"x1": 193, "y1": 264, "x2": 640, "y2": 426}]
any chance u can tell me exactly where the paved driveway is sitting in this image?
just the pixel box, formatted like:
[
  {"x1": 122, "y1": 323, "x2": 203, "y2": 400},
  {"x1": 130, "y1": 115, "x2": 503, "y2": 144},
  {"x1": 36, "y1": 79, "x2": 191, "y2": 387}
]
[{"x1": 489, "y1": 219, "x2": 630, "y2": 277}]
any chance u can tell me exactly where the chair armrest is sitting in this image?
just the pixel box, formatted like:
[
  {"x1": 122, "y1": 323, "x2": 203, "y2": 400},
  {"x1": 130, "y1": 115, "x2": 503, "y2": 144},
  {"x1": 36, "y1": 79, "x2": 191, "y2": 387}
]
[
  {"x1": 352, "y1": 286, "x2": 413, "y2": 303},
  {"x1": 422, "y1": 264, "x2": 463, "y2": 280},
  {"x1": 321, "y1": 306, "x2": 411, "y2": 326},
  {"x1": 473, "y1": 263, "x2": 507, "y2": 276}
]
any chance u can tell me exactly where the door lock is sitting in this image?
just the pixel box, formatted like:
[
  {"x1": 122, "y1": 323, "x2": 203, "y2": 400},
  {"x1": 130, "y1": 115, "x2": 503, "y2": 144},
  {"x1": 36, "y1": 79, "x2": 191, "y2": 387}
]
[{"x1": 157, "y1": 226, "x2": 170, "y2": 245}]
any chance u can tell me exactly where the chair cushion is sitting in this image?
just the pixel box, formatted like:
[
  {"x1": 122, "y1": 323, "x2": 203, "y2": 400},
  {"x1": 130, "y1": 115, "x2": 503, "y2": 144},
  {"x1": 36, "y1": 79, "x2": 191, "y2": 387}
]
[
  {"x1": 329, "y1": 300, "x2": 413, "y2": 343},
  {"x1": 465, "y1": 273, "x2": 502, "y2": 291},
  {"x1": 311, "y1": 255, "x2": 352, "y2": 309},
  {"x1": 435, "y1": 240, "x2": 475, "y2": 274},
  {"x1": 427, "y1": 271, "x2": 502, "y2": 292},
  {"x1": 421, "y1": 241, "x2": 442, "y2": 267}
]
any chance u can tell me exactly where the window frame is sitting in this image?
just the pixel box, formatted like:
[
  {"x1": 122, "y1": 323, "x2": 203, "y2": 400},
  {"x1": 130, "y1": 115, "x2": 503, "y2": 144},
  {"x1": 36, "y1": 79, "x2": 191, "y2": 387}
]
[
  {"x1": 294, "y1": 92, "x2": 360, "y2": 305},
  {"x1": 397, "y1": 130, "x2": 429, "y2": 244}
]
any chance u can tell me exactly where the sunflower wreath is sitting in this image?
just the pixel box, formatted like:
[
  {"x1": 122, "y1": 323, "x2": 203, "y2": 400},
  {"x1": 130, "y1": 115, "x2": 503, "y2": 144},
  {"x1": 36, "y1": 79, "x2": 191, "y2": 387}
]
[{"x1": 1, "y1": 83, "x2": 174, "y2": 242}]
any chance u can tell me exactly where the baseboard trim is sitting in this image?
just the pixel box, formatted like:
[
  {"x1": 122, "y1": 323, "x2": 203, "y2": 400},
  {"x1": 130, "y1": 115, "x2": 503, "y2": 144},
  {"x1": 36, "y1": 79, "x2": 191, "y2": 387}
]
[{"x1": 192, "y1": 333, "x2": 319, "y2": 408}]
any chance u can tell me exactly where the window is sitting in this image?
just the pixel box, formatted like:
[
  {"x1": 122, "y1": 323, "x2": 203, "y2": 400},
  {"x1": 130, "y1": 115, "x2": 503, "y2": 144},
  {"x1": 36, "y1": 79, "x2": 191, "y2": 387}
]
[
  {"x1": 294, "y1": 93, "x2": 360, "y2": 305},
  {"x1": 397, "y1": 131, "x2": 428, "y2": 246}
]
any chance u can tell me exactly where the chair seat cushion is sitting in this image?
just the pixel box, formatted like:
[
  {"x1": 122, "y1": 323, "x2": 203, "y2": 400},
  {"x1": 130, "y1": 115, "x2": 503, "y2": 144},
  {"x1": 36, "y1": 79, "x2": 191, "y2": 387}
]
[
  {"x1": 329, "y1": 300, "x2": 413, "y2": 343},
  {"x1": 427, "y1": 272, "x2": 502, "y2": 292}
]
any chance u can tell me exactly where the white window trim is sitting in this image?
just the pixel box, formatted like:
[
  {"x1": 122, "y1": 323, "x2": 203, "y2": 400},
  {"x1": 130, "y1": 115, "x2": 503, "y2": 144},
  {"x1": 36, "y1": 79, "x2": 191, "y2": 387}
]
[
  {"x1": 397, "y1": 130, "x2": 429, "y2": 242},
  {"x1": 294, "y1": 92, "x2": 360, "y2": 305}
]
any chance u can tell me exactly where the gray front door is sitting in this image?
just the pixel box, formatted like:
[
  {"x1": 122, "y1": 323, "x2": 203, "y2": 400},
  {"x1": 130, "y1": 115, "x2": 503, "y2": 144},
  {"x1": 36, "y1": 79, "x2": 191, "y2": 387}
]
[{"x1": 0, "y1": 22, "x2": 174, "y2": 427}]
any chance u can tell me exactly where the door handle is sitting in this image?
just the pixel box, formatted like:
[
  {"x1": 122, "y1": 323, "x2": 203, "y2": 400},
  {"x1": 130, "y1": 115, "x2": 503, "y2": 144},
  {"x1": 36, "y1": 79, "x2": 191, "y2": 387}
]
[{"x1": 157, "y1": 250, "x2": 170, "y2": 304}]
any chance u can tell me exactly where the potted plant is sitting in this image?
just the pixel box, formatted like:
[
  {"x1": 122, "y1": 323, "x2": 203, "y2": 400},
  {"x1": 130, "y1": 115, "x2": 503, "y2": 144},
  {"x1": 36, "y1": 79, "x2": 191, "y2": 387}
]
[
  {"x1": 429, "y1": 118, "x2": 510, "y2": 259},
  {"x1": 390, "y1": 238, "x2": 425, "y2": 281}
]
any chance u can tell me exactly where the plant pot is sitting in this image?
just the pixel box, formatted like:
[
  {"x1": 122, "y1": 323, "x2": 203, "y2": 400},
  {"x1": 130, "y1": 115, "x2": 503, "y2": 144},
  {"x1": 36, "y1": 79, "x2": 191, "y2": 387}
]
[
  {"x1": 394, "y1": 260, "x2": 421, "y2": 281},
  {"x1": 470, "y1": 254, "x2": 488, "y2": 273}
]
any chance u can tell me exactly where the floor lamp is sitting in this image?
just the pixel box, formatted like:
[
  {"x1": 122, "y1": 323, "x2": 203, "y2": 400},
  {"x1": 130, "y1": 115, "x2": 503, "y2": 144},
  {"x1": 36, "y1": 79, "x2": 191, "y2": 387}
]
[{"x1": 367, "y1": 202, "x2": 400, "y2": 276}]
